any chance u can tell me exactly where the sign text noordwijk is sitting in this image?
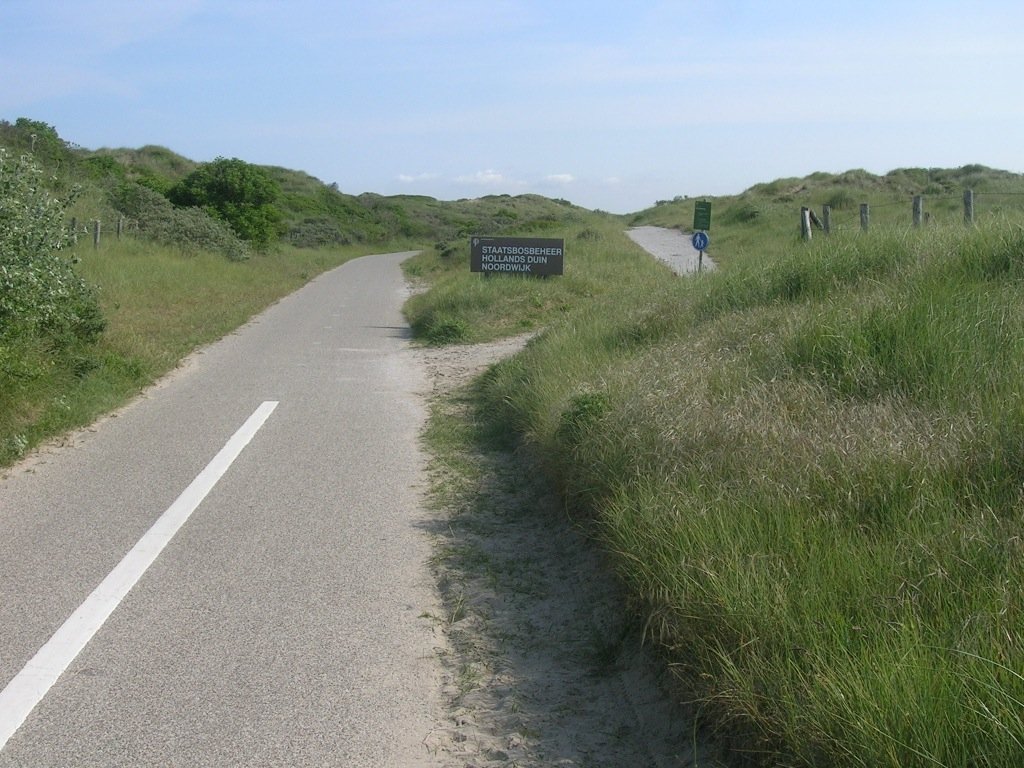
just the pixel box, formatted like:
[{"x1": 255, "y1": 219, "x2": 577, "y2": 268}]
[{"x1": 470, "y1": 236, "x2": 564, "y2": 276}]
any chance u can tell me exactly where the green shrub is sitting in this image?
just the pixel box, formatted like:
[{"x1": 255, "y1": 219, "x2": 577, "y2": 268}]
[
  {"x1": 0, "y1": 148, "x2": 105, "y2": 453},
  {"x1": 108, "y1": 181, "x2": 249, "y2": 260},
  {"x1": 168, "y1": 157, "x2": 283, "y2": 248},
  {"x1": 0, "y1": 149, "x2": 104, "y2": 347},
  {"x1": 557, "y1": 389, "x2": 610, "y2": 448},
  {"x1": 0, "y1": 119, "x2": 71, "y2": 172},
  {"x1": 82, "y1": 154, "x2": 126, "y2": 181},
  {"x1": 434, "y1": 240, "x2": 461, "y2": 259},
  {"x1": 287, "y1": 217, "x2": 351, "y2": 248}
]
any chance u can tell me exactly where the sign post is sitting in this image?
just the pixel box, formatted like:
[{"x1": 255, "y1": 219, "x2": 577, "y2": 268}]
[
  {"x1": 691, "y1": 231, "x2": 709, "y2": 273},
  {"x1": 692, "y1": 201, "x2": 712, "y2": 273}
]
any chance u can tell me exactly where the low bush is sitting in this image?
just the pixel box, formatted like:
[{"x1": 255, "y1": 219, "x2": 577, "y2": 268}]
[
  {"x1": 0, "y1": 148, "x2": 106, "y2": 463},
  {"x1": 0, "y1": 149, "x2": 104, "y2": 351},
  {"x1": 108, "y1": 181, "x2": 250, "y2": 260},
  {"x1": 286, "y1": 217, "x2": 351, "y2": 248}
]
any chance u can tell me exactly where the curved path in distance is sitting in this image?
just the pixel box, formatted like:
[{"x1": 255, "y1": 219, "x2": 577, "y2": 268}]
[{"x1": 627, "y1": 225, "x2": 717, "y2": 274}]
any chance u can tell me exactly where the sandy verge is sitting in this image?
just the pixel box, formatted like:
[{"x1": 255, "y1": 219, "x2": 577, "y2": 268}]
[{"x1": 415, "y1": 336, "x2": 729, "y2": 768}]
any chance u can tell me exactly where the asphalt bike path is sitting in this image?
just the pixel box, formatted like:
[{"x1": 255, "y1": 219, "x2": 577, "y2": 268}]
[{"x1": 0, "y1": 252, "x2": 444, "y2": 766}]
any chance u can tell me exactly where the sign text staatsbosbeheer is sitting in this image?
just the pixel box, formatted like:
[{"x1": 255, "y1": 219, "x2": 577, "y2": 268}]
[{"x1": 470, "y1": 237, "x2": 564, "y2": 276}]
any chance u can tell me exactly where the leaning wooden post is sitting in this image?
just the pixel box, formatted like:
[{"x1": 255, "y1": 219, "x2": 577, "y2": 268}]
[
  {"x1": 92, "y1": 219, "x2": 101, "y2": 249},
  {"x1": 963, "y1": 189, "x2": 975, "y2": 225},
  {"x1": 913, "y1": 195, "x2": 924, "y2": 228},
  {"x1": 822, "y1": 205, "x2": 832, "y2": 235},
  {"x1": 116, "y1": 217, "x2": 124, "y2": 239},
  {"x1": 800, "y1": 207, "x2": 812, "y2": 241},
  {"x1": 860, "y1": 203, "x2": 870, "y2": 231}
]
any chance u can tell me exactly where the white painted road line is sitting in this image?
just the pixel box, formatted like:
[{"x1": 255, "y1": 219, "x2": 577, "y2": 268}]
[{"x1": 0, "y1": 401, "x2": 279, "y2": 752}]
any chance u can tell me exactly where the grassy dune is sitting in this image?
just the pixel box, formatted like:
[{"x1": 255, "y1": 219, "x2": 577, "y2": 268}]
[{"x1": 410, "y1": 183, "x2": 1024, "y2": 765}]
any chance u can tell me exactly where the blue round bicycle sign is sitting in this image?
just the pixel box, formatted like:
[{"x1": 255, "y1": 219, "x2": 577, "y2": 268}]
[{"x1": 692, "y1": 231, "x2": 709, "y2": 251}]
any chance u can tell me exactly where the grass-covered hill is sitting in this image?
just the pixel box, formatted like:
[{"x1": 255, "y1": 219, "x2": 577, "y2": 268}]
[
  {"x1": 631, "y1": 163, "x2": 1024, "y2": 270},
  {"x1": 0, "y1": 117, "x2": 586, "y2": 256}
]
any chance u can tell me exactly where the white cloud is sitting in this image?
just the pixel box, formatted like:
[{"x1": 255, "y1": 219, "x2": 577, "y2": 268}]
[
  {"x1": 545, "y1": 174, "x2": 574, "y2": 185},
  {"x1": 398, "y1": 172, "x2": 438, "y2": 183},
  {"x1": 454, "y1": 169, "x2": 523, "y2": 187}
]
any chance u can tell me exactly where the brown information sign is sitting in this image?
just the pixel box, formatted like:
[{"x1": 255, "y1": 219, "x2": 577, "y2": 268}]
[{"x1": 470, "y1": 236, "x2": 564, "y2": 276}]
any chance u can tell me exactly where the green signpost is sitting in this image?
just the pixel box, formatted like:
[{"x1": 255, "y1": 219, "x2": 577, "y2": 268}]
[{"x1": 693, "y1": 200, "x2": 712, "y2": 232}]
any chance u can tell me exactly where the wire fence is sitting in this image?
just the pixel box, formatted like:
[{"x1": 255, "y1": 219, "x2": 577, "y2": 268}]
[{"x1": 799, "y1": 190, "x2": 1024, "y2": 239}]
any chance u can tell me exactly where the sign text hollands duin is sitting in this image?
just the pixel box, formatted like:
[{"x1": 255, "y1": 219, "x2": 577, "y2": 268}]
[{"x1": 470, "y1": 237, "x2": 564, "y2": 276}]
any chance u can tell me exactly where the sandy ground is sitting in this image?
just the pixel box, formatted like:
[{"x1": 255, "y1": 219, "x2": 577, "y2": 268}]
[
  {"x1": 415, "y1": 336, "x2": 729, "y2": 768},
  {"x1": 626, "y1": 226, "x2": 716, "y2": 275}
]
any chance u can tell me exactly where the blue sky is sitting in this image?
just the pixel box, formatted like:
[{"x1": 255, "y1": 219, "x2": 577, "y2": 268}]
[{"x1": 3, "y1": 1, "x2": 1023, "y2": 213}]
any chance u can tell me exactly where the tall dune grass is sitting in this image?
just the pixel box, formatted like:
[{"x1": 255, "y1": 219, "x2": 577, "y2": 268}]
[
  {"x1": 402, "y1": 220, "x2": 666, "y2": 344},
  {"x1": 472, "y1": 221, "x2": 1024, "y2": 766}
]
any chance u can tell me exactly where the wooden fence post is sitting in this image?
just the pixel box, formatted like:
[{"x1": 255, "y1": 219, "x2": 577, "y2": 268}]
[
  {"x1": 800, "y1": 207, "x2": 812, "y2": 241},
  {"x1": 116, "y1": 217, "x2": 124, "y2": 239},
  {"x1": 822, "y1": 205, "x2": 832, "y2": 234},
  {"x1": 964, "y1": 189, "x2": 975, "y2": 225},
  {"x1": 913, "y1": 195, "x2": 924, "y2": 227},
  {"x1": 860, "y1": 203, "x2": 870, "y2": 231},
  {"x1": 92, "y1": 220, "x2": 101, "y2": 249}
]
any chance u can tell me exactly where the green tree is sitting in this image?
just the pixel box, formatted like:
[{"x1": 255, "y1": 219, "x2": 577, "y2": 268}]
[{"x1": 168, "y1": 157, "x2": 282, "y2": 248}]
